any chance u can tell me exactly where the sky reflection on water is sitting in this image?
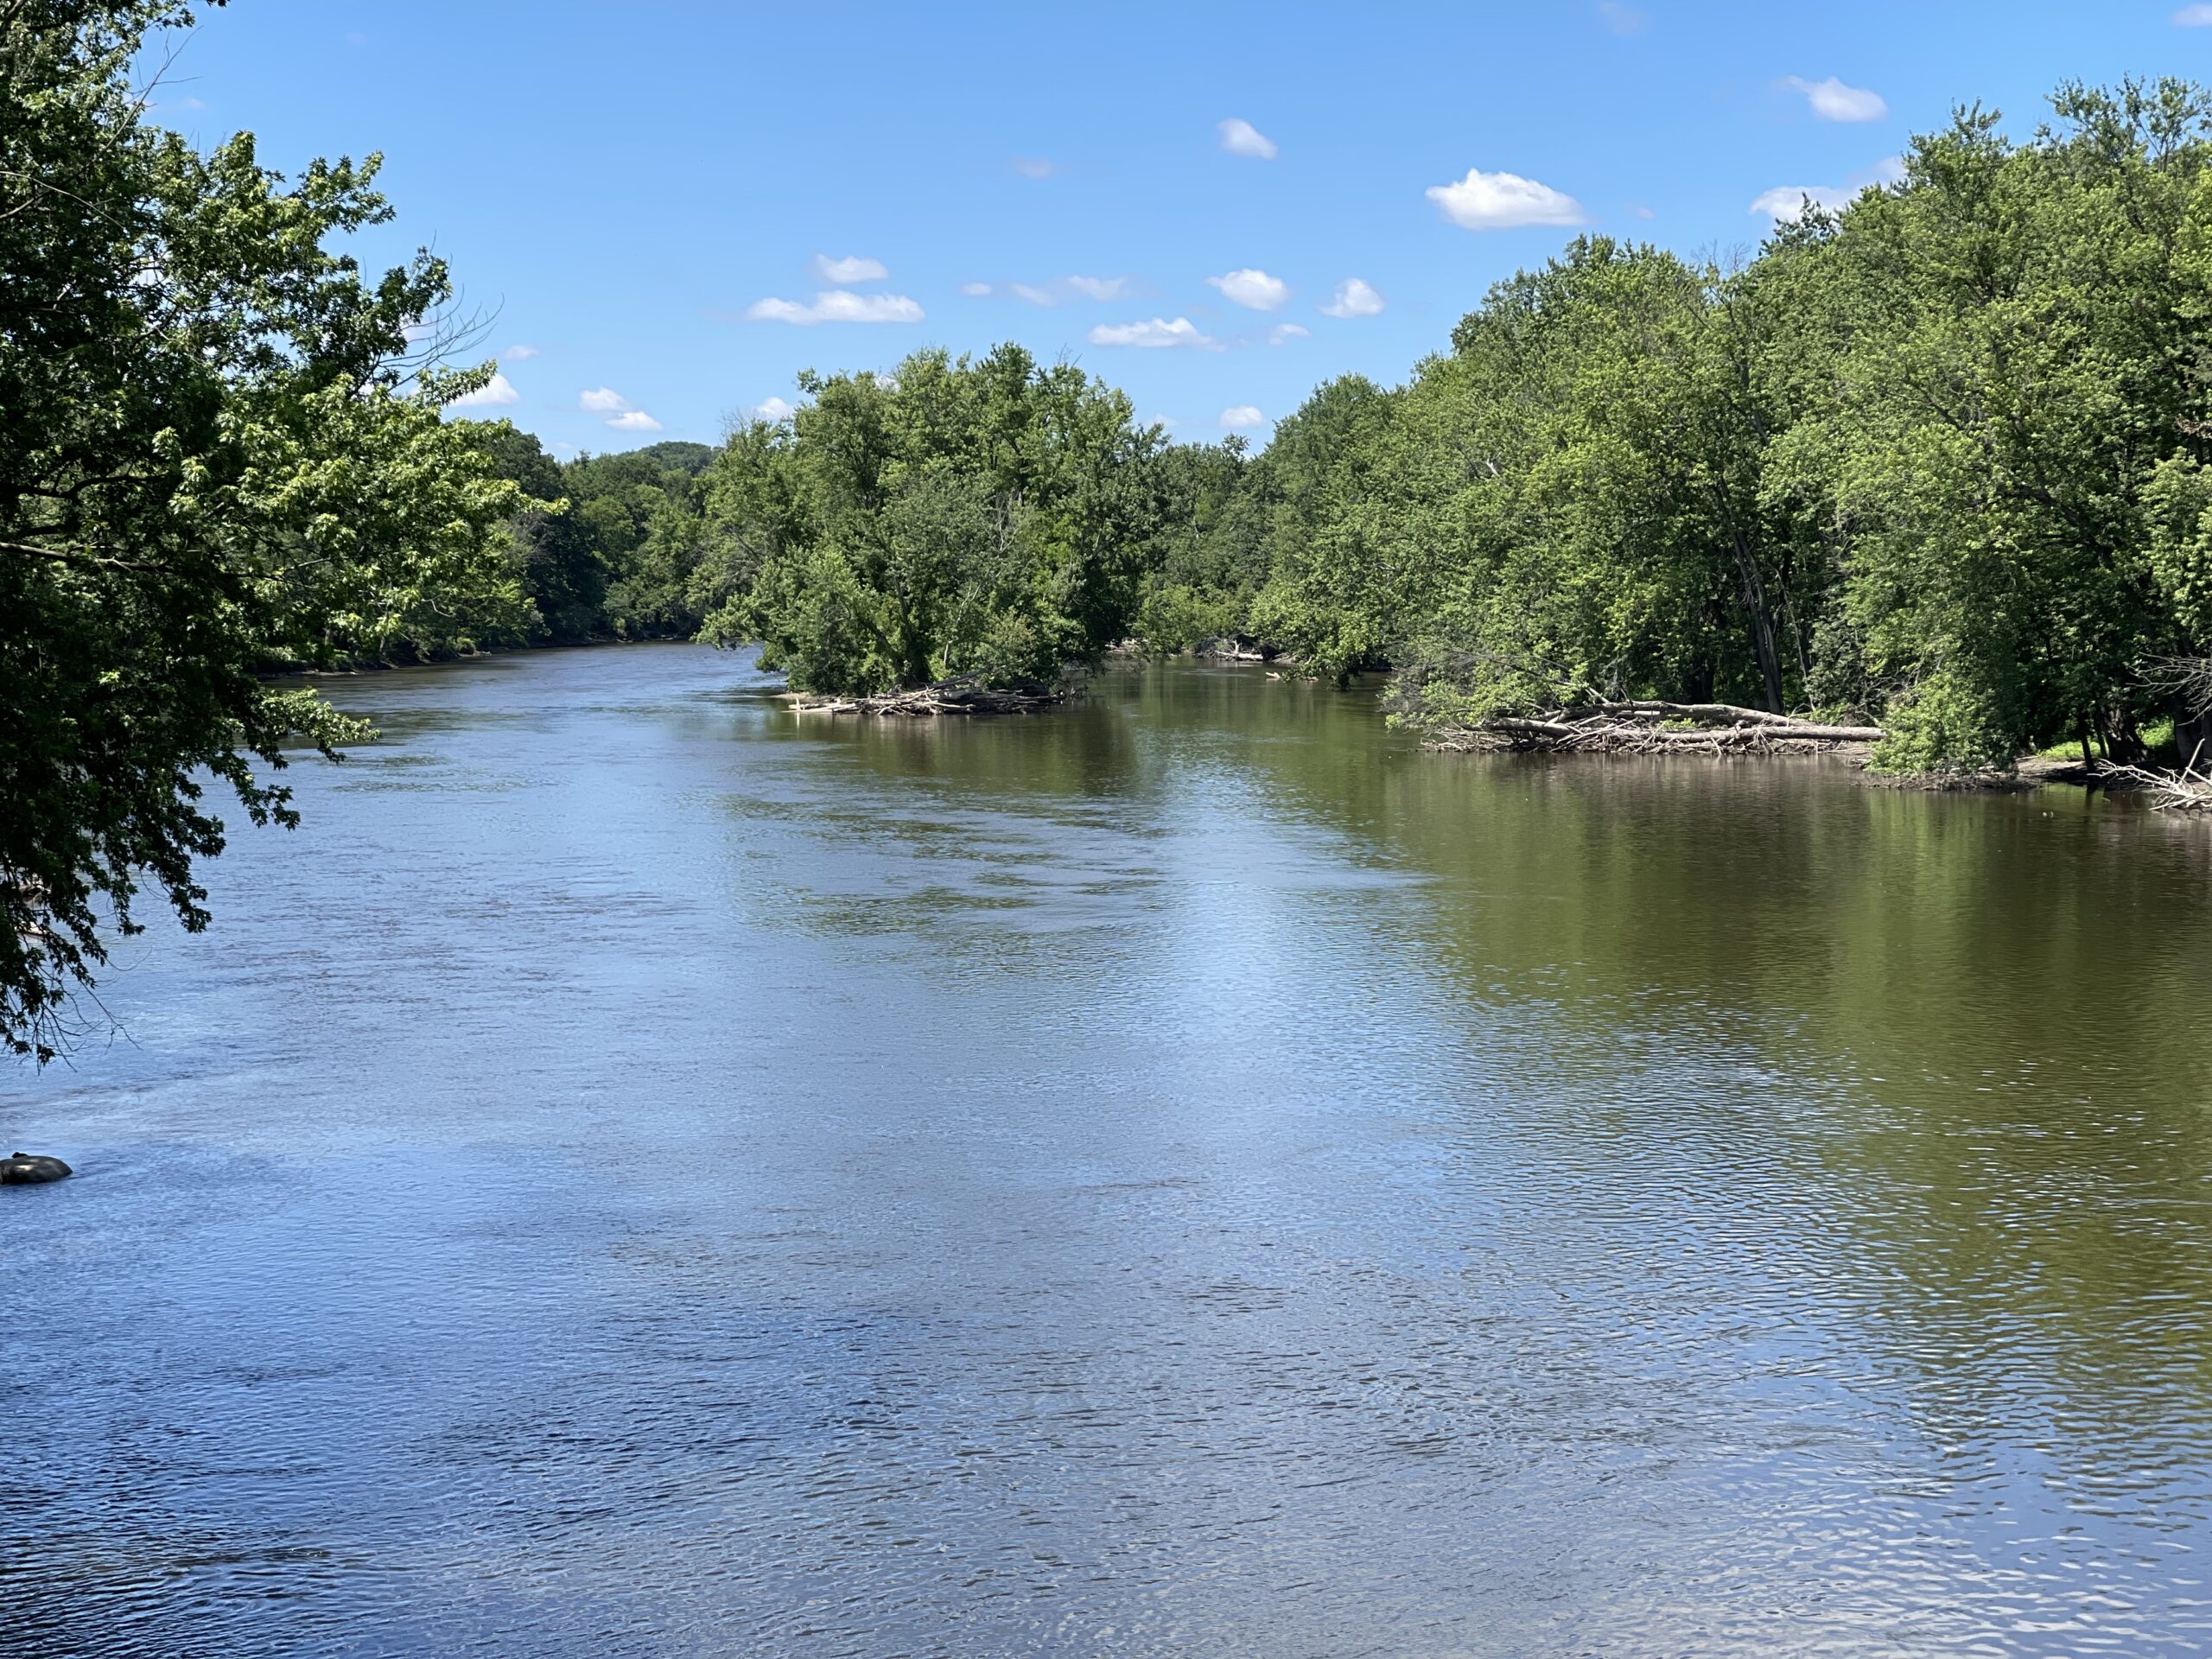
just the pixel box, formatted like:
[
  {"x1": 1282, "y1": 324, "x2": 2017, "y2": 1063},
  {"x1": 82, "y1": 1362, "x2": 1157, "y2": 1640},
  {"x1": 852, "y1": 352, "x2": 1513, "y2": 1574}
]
[{"x1": 5, "y1": 645, "x2": 2211, "y2": 1658}]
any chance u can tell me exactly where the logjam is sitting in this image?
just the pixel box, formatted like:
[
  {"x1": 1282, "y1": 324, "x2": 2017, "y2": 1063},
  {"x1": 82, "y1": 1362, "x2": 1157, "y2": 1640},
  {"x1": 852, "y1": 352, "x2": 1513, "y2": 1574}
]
[
  {"x1": 787, "y1": 680, "x2": 1058, "y2": 718},
  {"x1": 1427, "y1": 699, "x2": 1884, "y2": 755},
  {"x1": 2105, "y1": 741, "x2": 2212, "y2": 811}
]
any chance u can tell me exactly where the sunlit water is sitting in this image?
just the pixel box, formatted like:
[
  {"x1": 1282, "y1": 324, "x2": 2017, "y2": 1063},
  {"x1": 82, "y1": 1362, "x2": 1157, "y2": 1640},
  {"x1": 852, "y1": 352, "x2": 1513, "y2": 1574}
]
[{"x1": 6, "y1": 645, "x2": 2212, "y2": 1657}]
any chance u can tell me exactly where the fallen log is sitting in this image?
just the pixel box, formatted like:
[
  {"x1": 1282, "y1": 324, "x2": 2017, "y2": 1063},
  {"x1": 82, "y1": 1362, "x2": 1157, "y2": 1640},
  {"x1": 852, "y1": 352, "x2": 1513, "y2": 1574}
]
[
  {"x1": 787, "y1": 682, "x2": 1060, "y2": 718},
  {"x1": 2103, "y1": 743, "x2": 2212, "y2": 811},
  {"x1": 1429, "y1": 705, "x2": 1883, "y2": 754},
  {"x1": 1594, "y1": 699, "x2": 1853, "y2": 729}
]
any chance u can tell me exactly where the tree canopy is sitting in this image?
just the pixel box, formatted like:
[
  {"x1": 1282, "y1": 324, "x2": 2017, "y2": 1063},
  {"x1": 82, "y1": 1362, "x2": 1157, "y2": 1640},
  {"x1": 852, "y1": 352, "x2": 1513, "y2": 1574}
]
[{"x1": 2, "y1": 1, "x2": 521, "y2": 1059}]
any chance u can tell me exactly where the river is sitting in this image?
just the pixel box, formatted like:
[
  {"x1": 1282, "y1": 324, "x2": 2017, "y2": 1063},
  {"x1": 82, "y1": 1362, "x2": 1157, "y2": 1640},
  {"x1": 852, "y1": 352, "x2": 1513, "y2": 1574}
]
[{"x1": 6, "y1": 644, "x2": 2212, "y2": 1657}]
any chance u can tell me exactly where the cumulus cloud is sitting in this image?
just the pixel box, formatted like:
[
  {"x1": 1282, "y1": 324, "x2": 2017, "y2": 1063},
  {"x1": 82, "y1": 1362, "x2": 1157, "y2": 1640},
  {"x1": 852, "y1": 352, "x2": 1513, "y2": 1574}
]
[
  {"x1": 747, "y1": 396, "x2": 795, "y2": 424},
  {"x1": 1427, "y1": 168, "x2": 1586, "y2": 230},
  {"x1": 446, "y1": 372, "x2": 518, "y2": 408},
  {"x1": 1220, "y1": 405, "x2": 1266, "y2": 429},
  {"x1": 1066, "y1": 275, "x2": 1130, "y2": 300},
  {"x1": 502, "y1": 344, "x2": 541, "y2": 361},
  {"x1": 1750, "y1": 155, "x2": 1904, "y2": 222},
  {"x1": 2179, "y1": 3, "x2": 2212, "y2": 22},
  {"x1": 1217, "y1": 118, "x2": 1277, "y2": 160},
  {"x1": 959, "y1": 281, "x2": 993, "y2": 296},
  {"x1": 1780, "y1": 75, "x2": 1888, "y2": 123},
  {"x1": 745, "y1": 290, "x2": 925, "y2": 324},
  {"x1": 1319, "y1": 277, "x2": 1384, "y2": 318},
  {"x1": 1208, "y1": 268, "x2": 1290, "y2": 311},
  {"x1": 1013, "y1": 156, "x2": 1060, "y2": 179},
  {"x1": 1087, "y1": 316, "x2": 1220, "y2": 349},
  {"x1": 1749, "y1": 184, "x2": 1854, "y2": 221},
  {"x1": 577, "y1": 389, "x2": 662, "y2": 431},
  {"x1": 1011, "y1": 282, "x2": 1057, "y2": 307},
  {"x1": 812, "y1": 253, "x2": 888, "y2": 283},
  {"x1": 1269, "y1": 323, "x2": 1310, "y2": 346}
]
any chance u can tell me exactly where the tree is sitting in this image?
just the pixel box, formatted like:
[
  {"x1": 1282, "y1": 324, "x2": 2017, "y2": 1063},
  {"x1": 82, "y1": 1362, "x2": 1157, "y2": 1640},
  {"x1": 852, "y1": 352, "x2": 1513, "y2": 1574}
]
[
  {"x1": 702, "y1": 345, "x2": 1165, "y2": 691},
  {"x1": 1773, "y1": 82, "x2": 2212, "y2": 769},
  {"x1": 2, "y1": 1, "x2": 520, "y2": 1060}
]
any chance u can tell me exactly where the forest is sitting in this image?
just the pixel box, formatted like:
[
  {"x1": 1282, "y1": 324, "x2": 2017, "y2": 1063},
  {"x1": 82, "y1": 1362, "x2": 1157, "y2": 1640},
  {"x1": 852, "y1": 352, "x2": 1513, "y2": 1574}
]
[
  {"x1": 5, "y1": 0, "x2": 2211, "y2": 1061},
  {"x1": 470, "y1": 79, "x2": 2212, "y2": 779}
]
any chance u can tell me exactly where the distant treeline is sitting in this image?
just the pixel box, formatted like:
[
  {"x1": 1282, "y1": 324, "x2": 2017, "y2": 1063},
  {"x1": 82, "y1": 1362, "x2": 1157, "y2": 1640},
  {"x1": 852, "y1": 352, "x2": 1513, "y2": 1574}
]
[{"x1": 458, "y1": 79, "x2": 2212, "y2": 775}]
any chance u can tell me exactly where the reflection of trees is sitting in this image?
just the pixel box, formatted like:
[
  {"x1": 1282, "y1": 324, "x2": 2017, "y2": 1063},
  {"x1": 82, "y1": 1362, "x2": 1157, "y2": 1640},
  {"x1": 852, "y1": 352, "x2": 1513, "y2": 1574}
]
[{"x1": 1211, "y1": 673, "x2": 2212, "y2": 1468}]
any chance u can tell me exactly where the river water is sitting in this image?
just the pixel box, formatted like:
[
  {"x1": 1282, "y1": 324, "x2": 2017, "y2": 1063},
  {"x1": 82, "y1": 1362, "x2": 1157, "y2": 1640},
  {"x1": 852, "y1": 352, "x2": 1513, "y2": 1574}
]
[{"x1": 6, "y1": 645, "x2": 2212, "y2": 1657}]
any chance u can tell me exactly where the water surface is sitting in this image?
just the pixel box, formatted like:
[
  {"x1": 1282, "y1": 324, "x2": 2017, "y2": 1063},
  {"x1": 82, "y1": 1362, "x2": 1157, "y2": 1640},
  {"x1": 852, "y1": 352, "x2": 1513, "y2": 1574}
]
[{"x1": 6, "y1": 645, "x2": 2212, "y2": 1657}]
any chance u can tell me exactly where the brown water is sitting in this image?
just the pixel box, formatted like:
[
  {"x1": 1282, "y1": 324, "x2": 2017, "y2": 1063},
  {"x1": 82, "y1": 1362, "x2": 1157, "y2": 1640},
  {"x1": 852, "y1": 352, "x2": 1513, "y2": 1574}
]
[{"x1": 5, "y1": 645, "x2": 2211, "y2": 1657}]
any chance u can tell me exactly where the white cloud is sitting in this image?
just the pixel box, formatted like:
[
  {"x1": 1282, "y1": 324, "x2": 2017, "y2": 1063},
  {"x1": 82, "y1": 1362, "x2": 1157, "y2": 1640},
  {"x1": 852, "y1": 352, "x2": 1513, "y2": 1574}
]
[
  {"x1": 1217, "y1": 118, "x2": 1277, "y2": 160},
  {"x1": 1319, "y1": 276, "x2": 1384, "y2": 318},
  {"x1": 748, "y1": 396, "x2": 795, "y2": 423},
  {"x1": 1207, "y1": 268, "x2": 1290, "y2": 311},
  {"x1": 812, "y1": 253, "x2": 888, "y2": 283},
  {"x1": 446, "y1": 372, "x2": 519, "y2": 409},
  {"x1": 1220, "y1": 405, "x2": 1266, "y2": 429},
  {"x1": 1751, "y1": 156, "x2": 1905, "y2": 222},
  {"x1": 1087, "y1": 316, "x2": 1220, "y2": 349},
  {"x1": 1749, "y1": 184, "x2": 1854, "y2": 221},
  {"x1": 959, "y1": 281, "x2": 993, "y2": 296},
  {"x1": 579, "y1": 386, "x2": 632, "y2": 412},
  {"x1": 997, "y1": 275, "x2": 1133, "y2": 305},
  {"x1": 1269, "y1": 322, "x2": 1310, "y2": 346},
  {"x1": 502, "y1": 344, "x2": 541, "y2": 360},
  {"x1": 1013, "y1": 156, "x2": 1060, "y2": 179},
  {"x1": 606, "y1": 410, "x2": 664, "y2": 433},
  {"x1": 1630, "y1": 204, "x2": 1656, "y2": 219},
  {"x1": 1780, "y1": 75, "x2": 1888, "y2": 123},
  {"x1": 745, "y1": 290, "x2": 925, "y2": 324},
  {"x1": 1427, "y1": 168, "x2": 1586, "y2": 230},
  {"x1": 2179, "y1": 3, "x2": 2212, "y2": 22},
  {"x1": 1596, "y1": 2, "x2": 1647, "y2": 33}
]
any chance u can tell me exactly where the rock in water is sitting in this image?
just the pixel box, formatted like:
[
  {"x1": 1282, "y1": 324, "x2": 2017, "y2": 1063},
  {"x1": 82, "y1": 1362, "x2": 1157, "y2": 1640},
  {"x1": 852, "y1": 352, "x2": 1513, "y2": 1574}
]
[{"x1": 1, "y1": 1153, "x2": 71, "y2": 1185}]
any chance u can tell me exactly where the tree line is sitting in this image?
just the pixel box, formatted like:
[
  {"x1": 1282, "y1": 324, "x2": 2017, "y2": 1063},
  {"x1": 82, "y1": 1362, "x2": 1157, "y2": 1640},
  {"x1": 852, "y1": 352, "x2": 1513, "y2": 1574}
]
[
  {"x1": 474, "y1": 79, "x2": 2212, "y2": 781},
  {"x1": 6, "y1": 2, "x2": 2210, "y2": 1060}
]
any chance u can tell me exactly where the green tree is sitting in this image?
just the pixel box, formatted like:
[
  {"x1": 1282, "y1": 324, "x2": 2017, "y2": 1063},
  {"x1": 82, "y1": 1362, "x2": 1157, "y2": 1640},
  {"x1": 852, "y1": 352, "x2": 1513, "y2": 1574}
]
[
  {"x1": 3, "y1": 1, "x2": 519, "y2": 1059},
  {"x1": 703, "y1": 345, "x2": 1165, "y2": 691}
]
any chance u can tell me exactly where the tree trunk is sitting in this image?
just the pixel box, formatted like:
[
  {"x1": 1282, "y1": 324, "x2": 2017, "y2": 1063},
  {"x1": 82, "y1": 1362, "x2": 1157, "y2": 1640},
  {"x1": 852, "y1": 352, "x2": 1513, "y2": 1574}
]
[{"x1": 1730, "y1": 531, "x2": 1785, "y2": 713}]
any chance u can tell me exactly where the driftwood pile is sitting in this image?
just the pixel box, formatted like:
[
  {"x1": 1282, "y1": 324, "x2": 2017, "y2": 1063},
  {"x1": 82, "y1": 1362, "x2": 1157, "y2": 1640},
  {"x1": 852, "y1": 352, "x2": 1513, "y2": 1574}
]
[
  {"x1": 2105, "y1": 742, "x2": 2212, "y2": 812},
  {"x1": 1430, "y1": 699, "x2": 1885, "y2": 755},
  {"x1": 789, "y1": 681, "x2": 1058, "y2": 718}
]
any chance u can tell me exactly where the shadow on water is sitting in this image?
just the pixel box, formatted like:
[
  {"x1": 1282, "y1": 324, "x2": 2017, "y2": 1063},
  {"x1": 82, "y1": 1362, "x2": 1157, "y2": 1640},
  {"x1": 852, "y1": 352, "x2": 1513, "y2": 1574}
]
[{"x1": 5, "y1": 645, "x2": 2212, "y2": 1657}]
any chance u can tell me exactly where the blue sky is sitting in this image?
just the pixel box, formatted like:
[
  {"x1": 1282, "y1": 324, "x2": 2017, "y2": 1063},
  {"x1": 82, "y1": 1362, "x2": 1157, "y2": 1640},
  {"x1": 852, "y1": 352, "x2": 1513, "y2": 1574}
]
[{"x1": 158, "y1": 2, "x2": 2212, "y2": 454}]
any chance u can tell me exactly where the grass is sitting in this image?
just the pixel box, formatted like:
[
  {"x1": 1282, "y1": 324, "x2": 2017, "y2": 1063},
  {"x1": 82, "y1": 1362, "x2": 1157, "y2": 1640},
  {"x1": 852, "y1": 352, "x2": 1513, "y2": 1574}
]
[{"x1": 2034, "y1": 716, "x2": 2178, "y2": 764}]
